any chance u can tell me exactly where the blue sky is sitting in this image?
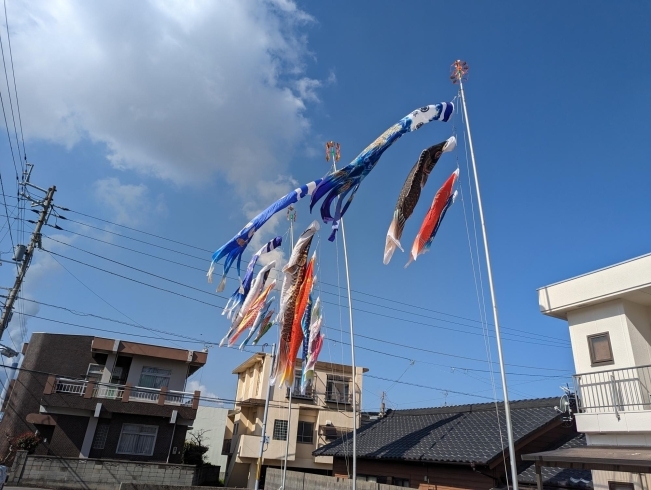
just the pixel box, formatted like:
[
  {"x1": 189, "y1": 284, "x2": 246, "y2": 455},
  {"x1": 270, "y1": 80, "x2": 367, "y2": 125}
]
[{"x1": 0, "y1": 0, "x2": 649, "y2": 412}]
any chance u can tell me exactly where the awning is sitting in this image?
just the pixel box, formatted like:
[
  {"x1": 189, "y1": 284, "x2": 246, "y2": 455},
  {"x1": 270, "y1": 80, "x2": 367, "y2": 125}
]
[{"x1": 522, "y1": 446, "x2": 651, "y2": 474}]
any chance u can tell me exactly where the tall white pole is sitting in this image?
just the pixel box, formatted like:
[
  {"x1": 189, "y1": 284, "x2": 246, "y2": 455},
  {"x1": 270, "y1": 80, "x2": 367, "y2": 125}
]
[
  {"x1": 281, "y1": 218, "x2": 295, "y2": 490},
  {"x1": 455, "y1": 61, "x2": 519, "y2": 490},
  {"x1": 254, "y1": 343, "x2": 276, "y2": 490},
  {"x1": 328, "y1": 143, "x2": 358, "y2": 489}
]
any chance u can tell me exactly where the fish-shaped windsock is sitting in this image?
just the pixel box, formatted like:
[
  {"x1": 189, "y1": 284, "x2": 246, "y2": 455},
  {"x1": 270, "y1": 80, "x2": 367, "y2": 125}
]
[
  {"x1": 207, "y1": 179, "x2": 321, "y2": 292},
  {"x1": 384, "y1": 137, "x2": 456, "y2": 265},
  {"x1": 223, "y1": 237, "x2": 282, "y2": 319},
  {"x1": 301, "y1": 296, "x2": 324, "y2": 394},
  {"x1": 281, "y1": 254, "x2": 316, "y2": 388},
  {"x1": 310, "y1": 103, "x2": 453, "y2": 241},
  {"x1": 240, "y1": 298, "x2": 275, "y2": 350},
  {"x1": 219, "y1": 261, "x2": 275, "y2": 346},
  {"x1": 227, "y1": 281, "x2": 275, "y2": 347},
  {"x1": 251, "y1": 316, "x2": 274, "y2": 346},
  {"x1": 271, "y1": 221, "x2": 319, "y2": 387},
  {"x1": 406, "y1": 169, "x2": 459, "y2": 267}
]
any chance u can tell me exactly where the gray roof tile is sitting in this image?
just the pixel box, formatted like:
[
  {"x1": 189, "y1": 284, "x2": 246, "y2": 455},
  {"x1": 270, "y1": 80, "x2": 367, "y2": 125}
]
[{"x1": 313, "y1": 397, "x2": 564, "y2": 465}]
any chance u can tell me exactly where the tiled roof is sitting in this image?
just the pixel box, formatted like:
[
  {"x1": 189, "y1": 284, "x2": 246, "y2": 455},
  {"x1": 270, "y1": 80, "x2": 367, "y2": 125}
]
[
  {"x1": 517, "y1": 434, "x2": 592, "y2": 489},
  {"x1": 313, "y1": 397, "x2": 562, "y2": 465}
]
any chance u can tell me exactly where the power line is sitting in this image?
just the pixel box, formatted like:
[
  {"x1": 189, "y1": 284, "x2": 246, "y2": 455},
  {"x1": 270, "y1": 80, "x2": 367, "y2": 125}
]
[
  {"x1": 3, "y1": 0, "x2": 26, "y2": 162},
  {"x1": 1, "y1": 198, "x2": 568, "y2": 345},
  {"x1": 42, "y1": 235, "x2": 569, "y2": 349}
]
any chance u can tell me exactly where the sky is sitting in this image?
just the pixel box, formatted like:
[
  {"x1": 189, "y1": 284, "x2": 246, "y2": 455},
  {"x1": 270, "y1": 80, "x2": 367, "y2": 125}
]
[{"x1": 0, "y1": 0, "x2": 649, "y2": 413}]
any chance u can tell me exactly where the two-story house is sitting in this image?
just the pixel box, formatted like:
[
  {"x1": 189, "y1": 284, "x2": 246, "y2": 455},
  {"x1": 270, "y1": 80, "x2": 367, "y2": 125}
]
[
  {"x1": 0, "y1": 333, "x2": 207, "y2": 464},
  {"x1": 223, "y1": 352, "x2": 367, "y2": 488},
  {"x1": 536, "y1": 253, "x2": 651, "y2": 489}
]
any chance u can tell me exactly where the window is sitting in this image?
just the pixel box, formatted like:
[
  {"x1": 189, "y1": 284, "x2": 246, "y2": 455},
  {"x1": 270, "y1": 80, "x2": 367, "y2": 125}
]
[
  {"x1": 392, "y1": 477, "x2": 410, "y2": 487},
  {"x1": 138, "y1": 366, "x2": 172, "y2": 389},
  {"x1": 273, "y1": 420, "x2": 288, "y2": 441},
  {"x1": 588, "y1": 332, "x2": 614, "y2": 365},
  {"x1": 86, "y1": 364, "x2": 104, "y2": 382},
  {"x1": 221, "y1": 439, "x2": 231, "y2": 455},
  {"x1": 91, "y1": 422, "x2": 110, "y2": 450},
  {"x1": 357, "y1": 475, "x2": 377, "y2": 482},
  {"x1": 326, "y1": 375, "x2": 351, "y2": 403},
  {"x1": 116, "y1": 424, "x2": 158, "y2": 456},
  {"x1": 296, "y1": 421, "x2": 314, "y2": 444},
  {"x1": 233, "y1": 422, "x2": 239, "y2": 436},
  {"x1": 608, "y1": 483, "x2": 634, "y2": 490}
]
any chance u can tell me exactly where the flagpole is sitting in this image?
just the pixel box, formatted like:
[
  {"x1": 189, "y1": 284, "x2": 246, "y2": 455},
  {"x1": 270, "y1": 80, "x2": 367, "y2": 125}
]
[
  {"x1": 327, "y1": 142, "x2": 358, "y2": 489},
  {"x1": 254, "y1": 343, "x2": 276, "y2": 490},
  {"x1": 452, "y1": 60, "x2": 519, "y2": 490},
  {"x1": 281, "y1": 210, "x2": 296, "y2": 490}
]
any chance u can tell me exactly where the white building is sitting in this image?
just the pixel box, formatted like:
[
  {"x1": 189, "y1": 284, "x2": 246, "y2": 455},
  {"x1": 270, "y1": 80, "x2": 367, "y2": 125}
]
[
  {"x1": 187, "y1": 406, "x2": 230, "y2": 478},
  {"x1": 538, "y1": 252, "x2": 651, "y2": 489}
]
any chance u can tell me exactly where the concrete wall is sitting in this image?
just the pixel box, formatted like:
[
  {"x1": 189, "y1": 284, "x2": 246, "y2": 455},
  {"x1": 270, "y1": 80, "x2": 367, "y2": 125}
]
[
  {"x1": 591, "y1": 470, "x2": 649, "y2": 490},
  {"x1": 264, "y1": 468, "x2": 414, "y2": 490},
  {"x1": 10, "y1": 451, "x2": 196, "y2": 490},
  {"x1": 126, "y1": 356, "x2": 189, "y2": 392},
  {"x1": 187, "y1": 405, "x2": 229, "y2": 472}
]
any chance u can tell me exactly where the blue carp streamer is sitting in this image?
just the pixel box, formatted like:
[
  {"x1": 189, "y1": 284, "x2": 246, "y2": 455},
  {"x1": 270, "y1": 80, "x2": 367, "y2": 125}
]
[
  {"x1": 310, "y1": 102, "x2": 453, "y2": 240},
  {"x1": 207, "y1": 179, "x2": 322, "y2": 291}
]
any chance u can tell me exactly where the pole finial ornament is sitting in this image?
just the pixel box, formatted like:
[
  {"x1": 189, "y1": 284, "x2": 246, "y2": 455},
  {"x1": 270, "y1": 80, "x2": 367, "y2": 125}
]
[
  {"x1": 286, "y1": 205, "x2": 296, "y2": 223},
  {"x1": 325, "y1": 141, "x2": 340, "y2": 163},
  {"x1": 450, "y1": 60, "x2": 469, "y2": 84}
]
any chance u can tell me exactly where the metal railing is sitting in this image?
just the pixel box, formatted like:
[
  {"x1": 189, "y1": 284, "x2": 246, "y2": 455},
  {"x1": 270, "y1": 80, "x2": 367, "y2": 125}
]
[
  {"x1": 573, "y1": 364, "x2": 651, "y2": 414},
  {"x1": 55, "y1": 378, "x2": 86, "y2": 395},
  {"x1": 286, "y1": 386, "x2": 316, "y2": 401},
  {"x1": 325, "y1": 391, "x2": 352, "y2": 404},
  {"x1": 51, "y1": 377, "x2": 196, "y2": 407}
]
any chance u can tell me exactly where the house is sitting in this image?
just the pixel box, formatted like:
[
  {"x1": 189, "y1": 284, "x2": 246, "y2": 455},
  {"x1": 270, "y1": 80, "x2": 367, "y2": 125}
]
[
  {"x1": 187, "y1": 405, "x2": 230, "y2": 478},
  {"x1": 223, "y1": 352, "x2": 367, "y2": 488},
  {"x1": 313, "y1": 397, "x2": 585, "y2": 489},
  {"x1": 0, "y1": 333, "x2": 206, "y2": 464},
  {"x1": 534, "y1": 252, "x2": 651, "y2": 489}
]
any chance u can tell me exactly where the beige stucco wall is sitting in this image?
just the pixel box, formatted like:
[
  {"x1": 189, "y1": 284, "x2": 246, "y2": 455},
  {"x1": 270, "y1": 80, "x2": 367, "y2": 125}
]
[
  {"x1": 126, "y1": 355, "x2": 189, "y2": 391},
  {"x1": 591, "y1": 470, "x2": 649, "y2": 490}
]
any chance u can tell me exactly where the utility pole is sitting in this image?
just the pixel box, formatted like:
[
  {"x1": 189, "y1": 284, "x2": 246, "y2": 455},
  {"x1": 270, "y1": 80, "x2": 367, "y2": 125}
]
[
  {"x1": 254, "y1": 343, "x2": 276, "y2": 490},
  {"x1": 0, "y1": 183, "x2": 56, "y2": 340}
]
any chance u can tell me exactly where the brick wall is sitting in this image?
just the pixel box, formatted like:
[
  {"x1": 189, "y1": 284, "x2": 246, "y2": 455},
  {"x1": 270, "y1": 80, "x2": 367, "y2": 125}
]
[{"x1": 9, "y1": 451, "x2": 196, "y2": 490}]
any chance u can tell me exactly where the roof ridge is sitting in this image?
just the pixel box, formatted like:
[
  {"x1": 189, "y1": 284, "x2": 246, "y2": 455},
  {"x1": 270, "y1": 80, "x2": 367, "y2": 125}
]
[{"x1": 387, "y1": 396, "x2": 558, "y2": 416}]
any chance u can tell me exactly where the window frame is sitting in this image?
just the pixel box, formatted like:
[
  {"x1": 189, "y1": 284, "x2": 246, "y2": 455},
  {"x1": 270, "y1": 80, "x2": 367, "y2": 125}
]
[
  {"x1": 91, "y1": 422, "x2": 110, "y2": 450},
  {"x1": 272, "y1": 419, "x2": 288, "y2": 441},
  {"x1": 86, "y1": 363, "x2": 104, "y2": 381},
  {"x1": 116, "y1": 423, "x2": 159, "y2": 456},
  {"x1": 326, "y1": 375, "x2": 351, "y2": 404},
  {"x1": 587, "y1": 332, "x2": 614, "y2": 366},
  {"x1": 138, "y1": 366, "x2": 172, "y2": 389},
  {"x1": 296, "y1": 421, "x2": 314, "y2": 444},
  {"x1": 608, "y1": 483, "x2": 634, "y2": 490}
]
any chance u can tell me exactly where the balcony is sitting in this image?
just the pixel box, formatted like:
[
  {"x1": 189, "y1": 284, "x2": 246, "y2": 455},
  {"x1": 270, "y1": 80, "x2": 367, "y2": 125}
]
[
  {"x1": 573, "y1": 364, "x2": 651, "y2": 433},
  {"x1": 286, "y1": 385, "x2": 316, "y2": 402},
  {"x1": 47, "y1": 376, "x2": 199, "y2": 409},
  {"x1": 325, "y1": 391, "x2": 352, "y2": 405}
]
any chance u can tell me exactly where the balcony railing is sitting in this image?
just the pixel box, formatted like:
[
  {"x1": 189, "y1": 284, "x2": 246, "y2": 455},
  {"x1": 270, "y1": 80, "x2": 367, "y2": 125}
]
[
  {"x1": 573, "y1": 364, "x2": 651, "y2": 414},
  {"x1": 47, "y1": 377, "x2": 199, "y2": 409},
  {"x1": 286, "y1": 385, "x2": 316, "y2": 401},
  {"x1": 325, "y1": 391, "x2": 352, "y2": 404}
]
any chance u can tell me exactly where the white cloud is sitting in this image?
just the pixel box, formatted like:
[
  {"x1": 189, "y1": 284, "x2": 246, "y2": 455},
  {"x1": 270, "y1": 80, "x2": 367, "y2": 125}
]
[
  {"x1": 7, "y1": 0, "x2": 322, "y2": 189},
  {"x1": 93, "y1": 178, "x2": 166, "y2": 227},
  {"x1": 187, "y1": 379, "x2": 218, "y2": 402}
]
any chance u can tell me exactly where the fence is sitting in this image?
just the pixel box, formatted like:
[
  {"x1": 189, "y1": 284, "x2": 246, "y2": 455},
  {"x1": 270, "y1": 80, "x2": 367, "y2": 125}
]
[
  {"x1": 573, "y1": 364, "x2": 651, "y2": 414},
  {"x1": 264, "y1": 468, "x2": 411, "y2": 490},
  {"x1": 9, "y1": 451, "x2": 199, "y2": 490}
]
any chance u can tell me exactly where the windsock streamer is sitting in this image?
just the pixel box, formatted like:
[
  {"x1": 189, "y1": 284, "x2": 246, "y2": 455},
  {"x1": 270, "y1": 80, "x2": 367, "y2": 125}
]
[
  {"x1": 301, "y1": 296, "x2": 324, "y2": 394},
  {"x1": 310, "y1": 102, "x2": 454, "y2": 241},
  {"x1": 406, "y1": 169, "x2": 459, "y2": 267},
  {"x1": 223, "y1": 237, "x2": 282, "y2": 319},
  {"x1": 271, "y1": 221, "x2": 319, "y2": 387},
  {"x1": 227, "y1": 281, "x2": 275, "y2": 347},
  {"x1": 219, "y1": 261, "x2": 275, "y2": 346},
  {"x1": 207, "y1": 179, "x2": 321, "y2": 291},
  {"x1": 384, "y1": 137, "x2": 456, "y2": 265},
  {"x1": 240, "y1": 302, "x2": 275, "y2": 350}
]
